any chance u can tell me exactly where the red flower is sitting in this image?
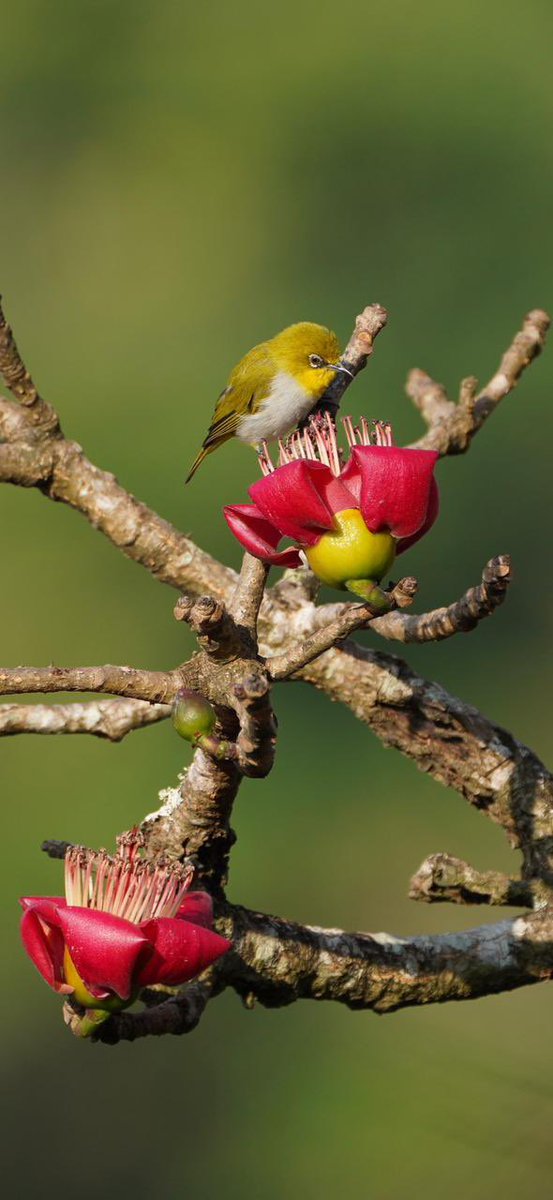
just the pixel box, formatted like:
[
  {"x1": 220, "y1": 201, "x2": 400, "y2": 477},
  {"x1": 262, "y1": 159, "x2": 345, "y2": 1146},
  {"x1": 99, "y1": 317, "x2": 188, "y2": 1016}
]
[
  {"x1": 224, "y1": 417, "x2": 439, "y2": 595},
  {"x1": 20, "y1": 830, "x2": 231, "y2": 1022}
]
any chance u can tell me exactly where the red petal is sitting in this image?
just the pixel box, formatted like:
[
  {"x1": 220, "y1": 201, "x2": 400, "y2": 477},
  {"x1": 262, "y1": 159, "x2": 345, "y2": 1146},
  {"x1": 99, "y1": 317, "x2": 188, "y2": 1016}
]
[
  {"x1": 20, "y1": 895, "x2": 66, "y2": 911},
  {"x1": 20, "y1": 899, "x2": 72, "y2": 995},
  {"x1": 342, "y1": 447, "x2": 439, "y2": 538},
  {"x1": 56, "y1": 907, "x2": 153, "y2": 1001},
  {"x1": 249, "y1": 461, "x2": 335, "y2": 545},
  {"x1": 311, "y1": 473, "x2": 358, "y2": 514},
  {"x1": 177, "y1": 891, "x2": 214, "y2": 929},
  {"x1": 397, "y1": 476, "x2": 440, "y2": 553},
  {"x1": 224, "y1": 505, "x2": 302, "y2": 567},
  {"x1": 137, "y1": 918, "x2": 231, "y2": 987}
]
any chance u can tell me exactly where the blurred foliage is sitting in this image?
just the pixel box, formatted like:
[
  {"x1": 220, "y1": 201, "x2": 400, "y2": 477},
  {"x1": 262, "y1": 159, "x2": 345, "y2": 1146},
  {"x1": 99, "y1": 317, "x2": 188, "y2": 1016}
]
[{"x1": 1, "y1": 1, "x2": 552, "y2": 1196}]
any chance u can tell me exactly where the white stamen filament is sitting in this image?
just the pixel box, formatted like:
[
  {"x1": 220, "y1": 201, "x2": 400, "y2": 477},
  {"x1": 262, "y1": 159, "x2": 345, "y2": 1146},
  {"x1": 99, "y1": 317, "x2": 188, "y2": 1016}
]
[
  {"x1": 256, "y1": 416, "x2": 395, "y2": 480},
  {"x1": 64, "y1": 832, "x2": 193, "y2": 924}
]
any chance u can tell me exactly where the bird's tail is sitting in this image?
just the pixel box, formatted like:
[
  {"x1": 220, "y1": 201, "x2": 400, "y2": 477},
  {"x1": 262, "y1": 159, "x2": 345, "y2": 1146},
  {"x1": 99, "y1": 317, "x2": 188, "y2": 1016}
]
[{"x1": 185, "y1": 445, "x2": 210, "y2": 484}]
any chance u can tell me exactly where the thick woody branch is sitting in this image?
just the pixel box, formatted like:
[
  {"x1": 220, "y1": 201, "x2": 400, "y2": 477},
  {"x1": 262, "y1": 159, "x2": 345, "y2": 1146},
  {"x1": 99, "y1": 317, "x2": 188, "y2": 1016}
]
[
  {"x1": 371, "y1": 555, "x2": 512, "y2": 642},
  {"x1": 298, "y1": 642, "x2": 553, "y2": 886},
  {"x1": 0, "y1": 663, "x2": 179, "y2": 703},
  {"x1": 141, "y1": 746, "x2": 240, "y2": 896},
  {"x1": 0, "y1": 697, "x2": 169, "y2": 739},
  {"x1": 409, "y1": 853, "x2": 534, "y2": 907},
  {"x1": 267, "y1": 578, "x2": 417, "y2": 681},
  {"x1": 408, "y1": 309, "x2": 550, "y2": 455},
  {"x1": 220, "y1": 904, "x2": 553, "y2": 1014},
  {"x1": 88, "y1": 902, "x2": 553, "y2": 1041}
]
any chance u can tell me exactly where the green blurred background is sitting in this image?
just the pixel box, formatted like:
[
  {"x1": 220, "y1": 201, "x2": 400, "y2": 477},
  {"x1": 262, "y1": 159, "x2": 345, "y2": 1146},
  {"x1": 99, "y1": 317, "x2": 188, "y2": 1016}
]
[{"x1": 1, "y1": 1, "x2": 552, "y2": 1195}]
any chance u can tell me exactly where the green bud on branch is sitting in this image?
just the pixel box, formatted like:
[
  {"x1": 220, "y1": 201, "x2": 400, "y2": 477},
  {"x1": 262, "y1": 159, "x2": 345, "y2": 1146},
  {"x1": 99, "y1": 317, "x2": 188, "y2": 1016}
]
[{"x1": 172, "y1": 689, "x2": 216, "y2": 743}]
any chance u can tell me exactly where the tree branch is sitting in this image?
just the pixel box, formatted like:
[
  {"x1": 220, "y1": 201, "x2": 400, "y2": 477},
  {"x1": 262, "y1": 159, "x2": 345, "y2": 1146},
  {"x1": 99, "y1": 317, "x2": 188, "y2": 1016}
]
[
  {"x1": 92, "y1": 979, "x2": 214, "y2": 1043},
  {"x1": 229, "y1": 553, "x2": 270, "y2": 643},
  {"x1": 408, "y1": 308, "x2": 550, "y2": 455},
  {"x1": 297, "y1": 641, "x2": 553, "y2": 886},
  {"x1": 233, "y1": 673, "x2": 276, "y2": 777},
  {"x1": 0, "y1": 298, "x2": 60, "y2": 431},
  {"x1": 0, "y1": 663, "x2": 179, "y2": 703},
  {"x1": 370, "y1": 555, "x2": 512, "y2": 642},
  {"x1": 409, "y1": 853, "x2": 535, "y2": 907},
  {"x1": 174, "y1": 593, "x2": 243, "y2": 661},
  {"x1": 220, "y1": 903, "x2": 553, "y2": 1014},
  {"x1": 267, "y1": 578, "x2": 417, "y2": 681},
  {"x1": 5, "y1": 298, "x2": 553, "y2": 1038},
  {"x1": 312, "y1": 302, "x2": 389, "y2": 417},
  {"x1": 0, "y1": 697, "x2": 169, "y2": 739},
  {"x1": 0, "y1": 300, "x2": 236, "y2": 599},
  {"x1": 141, "y1": 746, "x2": 240, "y2": 896}
]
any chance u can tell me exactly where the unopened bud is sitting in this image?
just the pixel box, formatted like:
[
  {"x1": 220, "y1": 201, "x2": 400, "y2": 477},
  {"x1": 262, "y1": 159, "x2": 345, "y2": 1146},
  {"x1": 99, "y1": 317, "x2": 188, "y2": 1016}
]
[{"x1": 172, "y1": 689, "x2": 216, "y2": 743}]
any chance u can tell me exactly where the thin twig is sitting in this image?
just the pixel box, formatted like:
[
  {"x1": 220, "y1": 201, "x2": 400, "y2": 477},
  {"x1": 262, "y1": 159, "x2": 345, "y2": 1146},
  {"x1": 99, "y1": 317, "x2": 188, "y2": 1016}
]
[
  {"x1": 229, "y1": 554, "x2": 270, "y2": 643},
  {"x1": 234, "y1": 673, "x2": 276, "y2": 777},
  {"x1": 267, "y1": 579, "x2": 415, "y2": 681},
  {"x1": 0, "y1": 297, "x2": 59, "y2": 430},
  {"x1": 409, "y1": 853, "x2": 535, "y2": 907},
  {"x1": 93, "y1": 979, "x2": 214, "y2": 1043},
  {"x1": 309, "y1": 302, "x2": 389, "y2": 418},
  {"x1": 408, "y1": 309, "x2": 550, "y2": 455},
  {"x1": 371, "y1": 556, "x2": 512, "y2": 642},
  {"x1": 0, "y1": 664, "x2": 179, "y2": 703}
]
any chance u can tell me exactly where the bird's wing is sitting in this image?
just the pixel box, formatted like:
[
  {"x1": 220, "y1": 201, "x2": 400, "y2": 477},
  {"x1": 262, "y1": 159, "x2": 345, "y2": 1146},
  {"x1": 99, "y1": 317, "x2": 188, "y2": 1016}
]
[
  {"x1": 185, "y1": 344, "x2": 274, "y2": 482},
  {"x1": 203, "y1": 345, "x2": 274, "y2": 447},
  {"x1": 201, "y1": 387, "x2": 242, "y2": 446}
]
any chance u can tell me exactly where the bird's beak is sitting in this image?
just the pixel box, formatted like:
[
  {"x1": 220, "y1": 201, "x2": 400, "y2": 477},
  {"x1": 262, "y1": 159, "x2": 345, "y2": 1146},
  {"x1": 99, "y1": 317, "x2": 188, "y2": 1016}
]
[{"x1": 328, "y1": 362, "x2": 354, "y2": 379}]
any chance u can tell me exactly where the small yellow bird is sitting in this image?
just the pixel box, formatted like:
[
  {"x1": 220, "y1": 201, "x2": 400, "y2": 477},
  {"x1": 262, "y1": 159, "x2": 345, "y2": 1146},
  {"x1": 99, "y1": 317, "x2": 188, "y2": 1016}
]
[{"x1": 185, "y1": 322, "x2": 352, "y2": 482}]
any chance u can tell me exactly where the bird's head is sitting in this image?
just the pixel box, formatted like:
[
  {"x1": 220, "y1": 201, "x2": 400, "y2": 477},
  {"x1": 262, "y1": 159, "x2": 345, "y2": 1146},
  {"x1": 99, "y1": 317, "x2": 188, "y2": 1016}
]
[{"x1": 270, "y1": 322, "x2": 352, "y2": 399}]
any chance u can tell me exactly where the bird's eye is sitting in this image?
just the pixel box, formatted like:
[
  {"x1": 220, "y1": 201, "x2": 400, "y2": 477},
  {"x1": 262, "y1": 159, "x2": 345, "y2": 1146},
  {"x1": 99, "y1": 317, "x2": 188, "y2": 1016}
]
[{"x1": 309, "y1": 354, "x2": 324, "y2": 369}]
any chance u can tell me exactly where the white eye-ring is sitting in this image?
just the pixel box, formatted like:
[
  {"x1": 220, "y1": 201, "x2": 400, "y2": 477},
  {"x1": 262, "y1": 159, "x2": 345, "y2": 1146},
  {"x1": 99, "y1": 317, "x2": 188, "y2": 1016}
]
[{"x1": 309, "y1": 354, "x2": 324, "y2": 369}]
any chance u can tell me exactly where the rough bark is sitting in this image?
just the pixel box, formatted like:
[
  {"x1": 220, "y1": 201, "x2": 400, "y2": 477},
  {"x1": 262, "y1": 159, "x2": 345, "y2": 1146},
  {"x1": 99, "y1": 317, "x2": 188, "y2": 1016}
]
[{"x1": 2, "y1": 298, "x2": 552, "y2": 1043}]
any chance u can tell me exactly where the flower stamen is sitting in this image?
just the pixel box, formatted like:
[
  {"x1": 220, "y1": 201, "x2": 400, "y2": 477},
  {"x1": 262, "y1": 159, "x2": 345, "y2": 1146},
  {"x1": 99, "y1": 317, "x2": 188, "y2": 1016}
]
[
  {"x1": 64, "y1": 831, "x2": 193, "y2": 923},
  {"x1": 343, "y1": 415, "x2": 357, "y2": 449},
  {"x1": 261, "y1": 416, "x2": 397, "y2": 479},
  {"x1": 373, "y1": 420, "x2": 394, "y2": 447},
  {"x1": 257, "y1": 439, "x2": 275, "y2": 475}
]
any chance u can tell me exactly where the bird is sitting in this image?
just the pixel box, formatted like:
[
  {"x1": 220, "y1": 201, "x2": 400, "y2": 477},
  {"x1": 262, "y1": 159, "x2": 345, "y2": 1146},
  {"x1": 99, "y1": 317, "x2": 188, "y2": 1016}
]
[{"x1": 185, "y1": 321, "x2": 352, "y2": 482}]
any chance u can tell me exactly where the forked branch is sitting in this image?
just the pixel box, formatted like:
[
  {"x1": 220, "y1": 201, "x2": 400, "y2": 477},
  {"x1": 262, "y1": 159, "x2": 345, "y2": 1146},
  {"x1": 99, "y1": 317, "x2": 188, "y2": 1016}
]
[
  {"x1": 408, "y1": 308, "x2": 550, "y2": 455},
  {"x1": 3, "y1": 298, "x2": 552, "y2": 1041}
]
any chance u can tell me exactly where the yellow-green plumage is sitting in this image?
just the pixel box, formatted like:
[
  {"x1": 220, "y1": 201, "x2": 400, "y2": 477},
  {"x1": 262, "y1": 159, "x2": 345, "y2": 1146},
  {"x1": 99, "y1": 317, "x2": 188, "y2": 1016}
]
[{"x1": 186, "y1": 322, "x2": 342, "y2": 482}]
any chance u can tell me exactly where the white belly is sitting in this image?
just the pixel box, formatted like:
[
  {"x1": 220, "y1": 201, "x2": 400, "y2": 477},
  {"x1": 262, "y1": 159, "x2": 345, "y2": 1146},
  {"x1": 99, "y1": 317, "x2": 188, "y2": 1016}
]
[{"x1": 237, "y1": 370, "x2": 313, "y2": 444}]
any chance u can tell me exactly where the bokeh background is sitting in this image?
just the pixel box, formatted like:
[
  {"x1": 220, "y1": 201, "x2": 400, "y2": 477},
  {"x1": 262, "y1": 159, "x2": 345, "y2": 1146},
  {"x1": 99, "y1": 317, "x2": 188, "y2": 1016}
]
[{"x1": 1, "y1": 1, "x2": 552, "y2": 1196}]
